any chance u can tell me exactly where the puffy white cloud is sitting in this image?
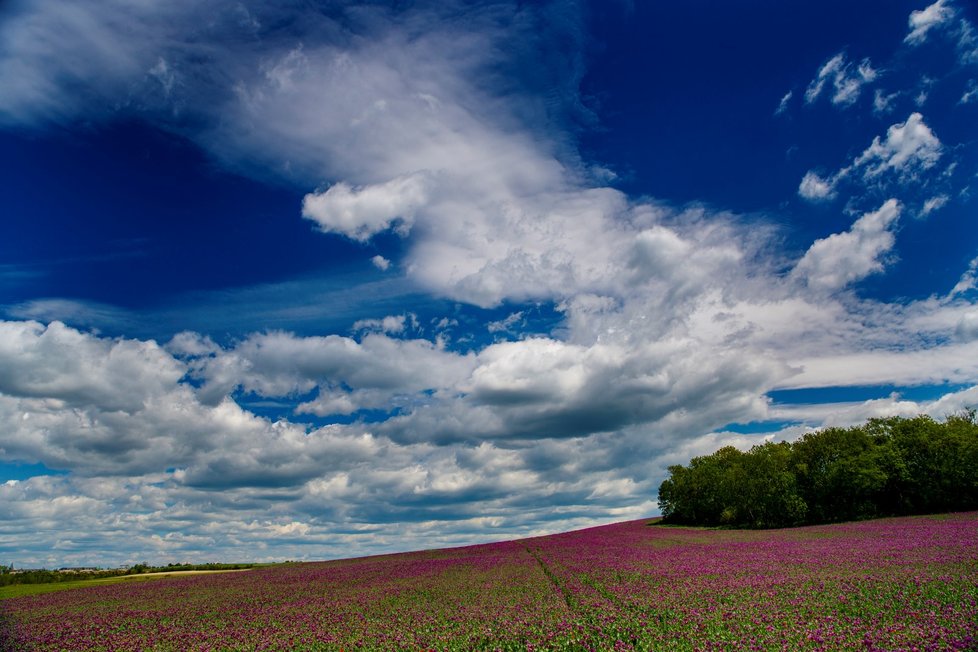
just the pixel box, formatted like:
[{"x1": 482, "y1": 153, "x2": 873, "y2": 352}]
[
  {"x1": 798, "y1": 171, "x2": 837, "y2": 201},
  {"x1": 804, "y1": 53, "x2": 877, "y2": 107},
  {"x1": 371, "y1": 254, "x2": 391, "y2": 271},
  {"x1": 905, "y1": 0, "x2": 956, "y2": 45},
  {"x1": 2, "y1": 0, "x2": 978, "y2": 568},
  {"x1": 854, "y1": 112, "x2": 942, "y2": 180},
  {"x1": 791, "y1": 200, "x2": 901, "y2": 292},
  {"x1": 0, "y1": 320, "x2": 184, "y2": 412},
  {"x1": 302, "y1": 174, "x2": 431, "y2": 241},
  {"x1": 188, "y1": 330, "x2": 475, "y2": 413}
]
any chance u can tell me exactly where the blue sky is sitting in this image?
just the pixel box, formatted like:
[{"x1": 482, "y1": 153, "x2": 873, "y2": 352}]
[{"x1": 1, "y1": 0, "x2": 977, "y2": 567}]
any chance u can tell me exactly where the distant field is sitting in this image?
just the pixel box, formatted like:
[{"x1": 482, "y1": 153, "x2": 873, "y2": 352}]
[
  {"x1": 2, "y1": 513, "x2": 976, "y2": 650},
  {"x1": 0, "y1": 569, "x2": 253, "y2": 601}
]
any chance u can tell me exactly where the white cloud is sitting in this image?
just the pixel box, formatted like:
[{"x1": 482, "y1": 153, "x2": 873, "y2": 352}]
[
  {"x1": 804, "y1": 53, "x2": 877, "y2": 107},
  {"x1": 956, "y1": 311, "x2": 978, "y2": 340},
  {"x1": 371, "y1": 255, "x2": 391, "y2": 271},
  {"x1": 799, "y1": 113, "x2": 944, "y2": 200},
  {"x1": 487, "y1": 311, "x2": 525, "y2": 334},
  {"x1": 920, "y1": 194, "x2": 949, "y2": 216},
  {"x1": 961, "y1": 80, "x2": 978, "y2": 104},
  {"x1": 873, "y1": 89, "x2": 899, "y2": 114},
  {"x1": 188, "y1": 329, "x2": 475, "y2": 412},
  {"x1": 798, "y1": 171, "x2": 837, "y2": 201},
  {"x1": 302, "y1": 174, "x2": 430, "y2": 241},
  {"x1": 951, "y1": 256, "x2": 978, "y2": 296},
  {"x1": 905, "y1": 0, "x2": 956, "y2": 45},
  {"x1": 0, "y1": 320, "x2": 184, "y2": 412},
  {"x1": 775, "y1": 90, "x2": 792, "y2": 116},
  {"x1": 1, "y1": 0, "x2": 978, "y2": 567},
  {"x1": 791, "y1": 199, "x2": 901, "y2": 292},
  {"x1": 854, "y1": 112, "x2": 941, "y2": 179},
  {"x1": 352, "y1": 314, "x2": 411, "y2": 335},
  {"x1": 959, "y1": 21, "x2": 978, "y2": 63},
  {"x1": 782, "y1": 341, "x2": 978, "y2": 389}
]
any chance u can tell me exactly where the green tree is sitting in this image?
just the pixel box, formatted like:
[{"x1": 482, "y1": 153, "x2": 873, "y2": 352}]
[{"x1": 657, "y1": 413, "x2": 978, "y2": 528}]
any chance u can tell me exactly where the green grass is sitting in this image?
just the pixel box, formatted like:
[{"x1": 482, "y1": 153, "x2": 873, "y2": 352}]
[
  {"x1": 0, "y1": 574, "x2": 171, "y2": 600},
  {"x1": 0, "y1": 568, "x2": 265, "y2": 600}
]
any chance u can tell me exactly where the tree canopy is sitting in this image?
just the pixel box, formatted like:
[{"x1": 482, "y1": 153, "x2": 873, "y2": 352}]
[{"x1": 657, "y1": 412, "x2": 978, "y2": 528}]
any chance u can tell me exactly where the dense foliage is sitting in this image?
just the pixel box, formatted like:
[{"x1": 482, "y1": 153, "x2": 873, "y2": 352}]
[{"x1": 658, "y1": 413, "x2": 978, "y2": 528}]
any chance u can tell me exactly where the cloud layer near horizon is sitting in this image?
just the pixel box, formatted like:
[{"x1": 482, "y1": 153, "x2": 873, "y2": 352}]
[{"x1": 1, "y1": 0, "x2": 977, "y2": 566}]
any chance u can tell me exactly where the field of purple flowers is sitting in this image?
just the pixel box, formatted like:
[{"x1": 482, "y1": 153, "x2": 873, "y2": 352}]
[{"x1": 2, "y1": 512, "x2": 976, "y2": 651}]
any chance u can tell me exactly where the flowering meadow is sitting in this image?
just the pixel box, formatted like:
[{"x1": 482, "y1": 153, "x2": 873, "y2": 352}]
[{"x1": 2, "y1": 512, "x2": 976, "y2": 651}]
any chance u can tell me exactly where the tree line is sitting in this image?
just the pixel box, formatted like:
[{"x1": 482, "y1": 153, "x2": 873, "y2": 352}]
[{"x1": 657, "y1": 412, "x2": 978, "y2": 528}]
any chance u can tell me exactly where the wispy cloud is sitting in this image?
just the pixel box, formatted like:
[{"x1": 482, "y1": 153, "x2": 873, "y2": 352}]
[
  {"x1": 804, "y1": 52, "x2": 877, "y2": 107},
  {"x1": 775, "y1": 90, "x2": 792, "y2": 116},
  {"x1": 798, "y1": 112, "x2": 943, "y2": 202},
  {"x1": 905, "y1": 0, "x2": 957, "y2": 45}
]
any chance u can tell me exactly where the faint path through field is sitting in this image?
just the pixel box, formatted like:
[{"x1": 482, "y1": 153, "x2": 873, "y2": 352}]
[{"x1": 522, "y1": 544, "x2": 576, "y2": 613}]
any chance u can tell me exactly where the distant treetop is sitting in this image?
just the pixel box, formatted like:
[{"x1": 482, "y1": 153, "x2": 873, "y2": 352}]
[{"x1": 658, "y1": 412, "x2": 978, "y2": 528}]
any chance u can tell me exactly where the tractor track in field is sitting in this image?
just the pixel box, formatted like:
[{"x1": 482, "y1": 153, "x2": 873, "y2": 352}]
[{"x1": 521, "y1": 544, "x2": 577, "y2": 614}]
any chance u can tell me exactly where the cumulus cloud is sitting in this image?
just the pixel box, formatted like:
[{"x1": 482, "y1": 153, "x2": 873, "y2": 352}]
[
  {"x1": 1, "y1": 0, "x2": 977, "y2": 567},
  {"x1": 184, "y1": 329, "x2": 475, "y2": 413},
  {"x1": 302, "y1": 174, "x2": 431, "y2": 241},
  {"x1": 791, "y1": 199, "x2": 901, "y2": 292},
  {"x1": 0, "y1": 320, "x2": 671, "y2": 565},
  {"x1": 0, "y1": 320, "x2": 184, "y2": 412},
  {"x1": 854, "y1": 112, "x2": 942, "y2": 179},
  {"x1": 798, "y1": 171, "x2": 837, "y2": 201},
  {"x1": 804, "y1": 53, "x2": 877, "y2": 107}
]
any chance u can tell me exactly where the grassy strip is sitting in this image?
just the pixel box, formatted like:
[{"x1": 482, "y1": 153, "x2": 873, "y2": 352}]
[{"x1": 0, "y1": 569, "x2": 254, "y2": 600}]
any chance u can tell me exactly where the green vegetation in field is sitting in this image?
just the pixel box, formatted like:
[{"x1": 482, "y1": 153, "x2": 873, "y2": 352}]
[
  {"x1": 4, "y1": 513, "x2": 976, "y2": 650},
  {"x1": 0, "y1": 562, "x2": 278, "y2": 601},
  {"x1": 0, "y1": 573, "x2": 184, "y2": 600}
]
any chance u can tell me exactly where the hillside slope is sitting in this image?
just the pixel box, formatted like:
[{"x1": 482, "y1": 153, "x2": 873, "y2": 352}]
[{"x1": 3, "y1": 513, "x2": 977, "y2": 650}]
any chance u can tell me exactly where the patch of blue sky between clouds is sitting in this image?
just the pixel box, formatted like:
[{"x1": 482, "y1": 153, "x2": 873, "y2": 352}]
[
  {"x1": 0, "y1": 461, "x2": 69, "y2": 483},
  {"x1": 768, "y1": 383, "x2": 972, "y2": 406}
]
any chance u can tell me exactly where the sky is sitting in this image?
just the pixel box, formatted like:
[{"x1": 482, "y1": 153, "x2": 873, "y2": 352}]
[{"x1": 0, "y1": 0, "x2": 977, "y2": 568}]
